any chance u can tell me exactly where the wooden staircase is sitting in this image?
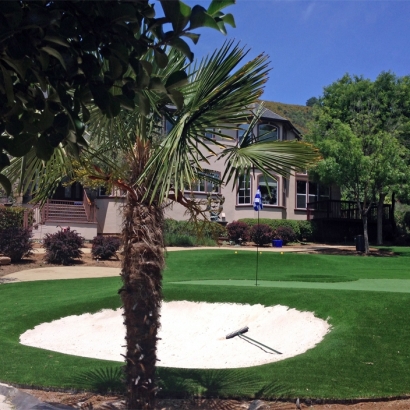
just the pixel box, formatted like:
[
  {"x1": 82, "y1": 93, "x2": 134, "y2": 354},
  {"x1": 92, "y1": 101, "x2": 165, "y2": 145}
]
[{"x1": 41, "y1": 195, "x2": 96, "y2": 224}]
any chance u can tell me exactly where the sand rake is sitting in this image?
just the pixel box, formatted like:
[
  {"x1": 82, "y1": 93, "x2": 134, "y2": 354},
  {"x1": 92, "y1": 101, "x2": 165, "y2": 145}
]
[{"x1": 226, "y1": 326, "x2": 282, "y2": 355}]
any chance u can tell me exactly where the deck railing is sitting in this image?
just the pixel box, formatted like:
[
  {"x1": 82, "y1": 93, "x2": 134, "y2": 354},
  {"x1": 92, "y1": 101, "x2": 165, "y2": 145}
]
[
  {"x1": 83, "y1": 190, "x2": 97, "y2": 222},
  {"x1": 307, "y1": 200, "x2": 391, "y2": 222},
  {"x1": 41, "y1": 197, "x2": 96, "y2": 223}
]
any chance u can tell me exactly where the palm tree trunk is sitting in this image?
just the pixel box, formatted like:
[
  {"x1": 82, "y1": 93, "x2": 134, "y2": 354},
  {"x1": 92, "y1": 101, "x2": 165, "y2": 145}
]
[{"x1": 121, "y1": 190, "x2": 165, "y2": 409}]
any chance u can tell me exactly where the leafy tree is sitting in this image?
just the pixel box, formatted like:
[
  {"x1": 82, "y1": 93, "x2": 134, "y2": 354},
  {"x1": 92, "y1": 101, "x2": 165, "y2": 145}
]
[
  {"x1": 2, "y1": 3, "x2": 319, "y2": 409},
  {"x1": 307, "y1": 73, "x2": 410, "y2": 251},
  {"x1": 306, "y1": 96, "x2": 319, "y2": 107},
  {"x1": 7, "y1": 43, "x2": 318, "y2": 408},
  {"x1": 0, "y1": 0, "x2": 236, "y2": 193}
]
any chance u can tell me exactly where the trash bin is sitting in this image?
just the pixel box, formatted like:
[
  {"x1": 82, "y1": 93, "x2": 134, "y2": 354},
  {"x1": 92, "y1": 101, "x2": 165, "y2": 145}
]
[
  {"x1": 356, "y1": 235, "x2": 365, "y2": 252},
  {"x1": 272, "y1": 239, "x2": 283, "y2": 248}
]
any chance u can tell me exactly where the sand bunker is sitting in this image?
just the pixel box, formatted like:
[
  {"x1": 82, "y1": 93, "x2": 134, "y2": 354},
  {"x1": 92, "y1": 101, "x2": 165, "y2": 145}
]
[{"x1": 20, "y1": 302, "x2": 330, "y2": 369}]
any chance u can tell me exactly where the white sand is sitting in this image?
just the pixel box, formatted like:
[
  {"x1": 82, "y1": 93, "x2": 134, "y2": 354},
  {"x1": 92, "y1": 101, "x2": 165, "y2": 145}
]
[{"x1": 20, "y1": 302, "x2": 330, "y2": 369}]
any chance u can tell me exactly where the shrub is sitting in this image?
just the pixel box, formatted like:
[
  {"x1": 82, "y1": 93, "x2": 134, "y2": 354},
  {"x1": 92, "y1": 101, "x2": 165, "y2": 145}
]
[
  {"x1": 91, "y1": 236, "x2": 121, "y2": 260},
  {"x1": 0, "y1": 227, "x2": 33, "y2": 262},
  {"x1": 226, "y1": 221, "x2": 250, "y2": 244},
  {"x1": 239, "y1": 218, "x2": 302, "y2": 239},
  {"x1": 164, "y1": 233, "x2": 195, "y2": 247},
  {"x1": 164, "y1": 219, "x2": 226, "y2": 237},
  {"x1": 164, "y1": 233, "x2": 218, "y2": 247},
  {"x1": 298, "y1": 220, "x2": 315, "y2": 241},
  {"x1": 0, "y1": 206, "x2": 34, "y2": 230},
  {"x1": 274, "y1": 226, "x2": 297, "y2": 245},
  {"x1": 43, "y1": 229, "x2": 84, "y2": 265},
  {"x1": 250, "y1": 224, "x2": 273, "y2": 246}
]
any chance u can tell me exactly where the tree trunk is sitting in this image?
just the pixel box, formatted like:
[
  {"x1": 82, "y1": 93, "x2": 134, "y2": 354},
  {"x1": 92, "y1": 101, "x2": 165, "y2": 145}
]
[
  {"x1": 376, "y1": 193, "x2": 386, "y2": 246},
  {"x1": 391, "y1": 192, "x2": 397, "y2": 235},
  {"x1": 362, "y1": 212, "x2": 370, "y2": 254},
  {"x1": 121, "y1": 191, "x2": 165, "y2": 409}
]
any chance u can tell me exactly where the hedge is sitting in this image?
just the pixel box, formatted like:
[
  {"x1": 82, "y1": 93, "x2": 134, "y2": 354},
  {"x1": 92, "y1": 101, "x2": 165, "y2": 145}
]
[
  {"x1": 0, "y1": 206, "x2": 34, "y2": 230},
  {"x1": 238, "y1": 218, "x2": 315, "y2": 242},
  {"x1": 164, "y1": 219, "x2": 226, "y2": 239}
]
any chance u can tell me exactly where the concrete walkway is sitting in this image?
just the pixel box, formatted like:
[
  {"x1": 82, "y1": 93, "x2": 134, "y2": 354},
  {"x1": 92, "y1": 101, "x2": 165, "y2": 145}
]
[
  {"x1": 0, "y1": 382, "x2": 72, "y2": 410},
  {"x1": 3, "y1": 267, "x2": 120, "y2": 282}
]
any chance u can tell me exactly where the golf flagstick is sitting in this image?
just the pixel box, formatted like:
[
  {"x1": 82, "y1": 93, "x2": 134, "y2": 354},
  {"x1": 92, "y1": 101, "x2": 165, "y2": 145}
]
[{"x1": 253, "y1": 186, "x2": 263, "y2": 286}]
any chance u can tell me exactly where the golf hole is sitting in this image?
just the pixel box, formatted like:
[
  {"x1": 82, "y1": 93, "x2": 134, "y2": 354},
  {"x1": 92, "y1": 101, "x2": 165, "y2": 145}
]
[{"x1": 20, "y1": 302, "x2": 330, "y2": 369}]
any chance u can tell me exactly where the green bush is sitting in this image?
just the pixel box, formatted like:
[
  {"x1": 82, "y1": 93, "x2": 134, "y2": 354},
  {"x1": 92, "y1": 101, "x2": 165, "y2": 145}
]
[
  {"x1": 164, "y1": 219, "x2": 226, "y2": 240},
  {"x1": 164, "y1": 233, "x2": 196, "y2": 247},
  {"x1": 164, "y1": 233, "x2": 218, "y2": 247},
  {"x1": 298, "y1": 220, "x2": 316, "y2": 241},
  {"x1": 0, "y1": 206, "x2": 33, "y2": 230}
]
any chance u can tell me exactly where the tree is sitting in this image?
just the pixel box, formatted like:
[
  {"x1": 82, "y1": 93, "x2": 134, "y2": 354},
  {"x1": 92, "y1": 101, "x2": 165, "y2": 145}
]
[
  {"x1": 2, "y1": 4, "x2": 319, "y2": 409},
  {"x1": 307, "y1": 73, "x2": 410, "y2": 251},
  {"x1": 0, "y1": 0, "x2": 236, "y2": 193},
  {"x1": 7, "y1": 43, "x2": 318, "y2": 409},
  {"x1": 306, "y1": 96, "x2": 318, "y2": 107}
]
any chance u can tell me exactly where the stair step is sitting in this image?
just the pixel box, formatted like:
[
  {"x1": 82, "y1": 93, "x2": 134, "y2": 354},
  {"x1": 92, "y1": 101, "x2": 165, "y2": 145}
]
[{"x1": 44, "y1": 203, "x2": 89, "y2": 223}]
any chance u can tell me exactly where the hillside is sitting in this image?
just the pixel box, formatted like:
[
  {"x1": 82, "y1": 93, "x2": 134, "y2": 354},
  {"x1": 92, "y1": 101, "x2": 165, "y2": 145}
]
[{"x1": 260, "y1": 100, "x2": 314, "y2": 135}]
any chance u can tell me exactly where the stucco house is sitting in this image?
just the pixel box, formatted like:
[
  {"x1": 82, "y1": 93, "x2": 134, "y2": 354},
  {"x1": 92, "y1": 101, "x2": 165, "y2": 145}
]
[{"x1": 16, "y1": 102, "x2": 342, "y2": 241}]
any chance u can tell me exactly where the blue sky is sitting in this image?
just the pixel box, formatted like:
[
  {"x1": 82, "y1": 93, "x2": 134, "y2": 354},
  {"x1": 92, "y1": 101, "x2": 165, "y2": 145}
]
[{"x1": 182, "y1": 0, "x2": 410, "y2": 106}]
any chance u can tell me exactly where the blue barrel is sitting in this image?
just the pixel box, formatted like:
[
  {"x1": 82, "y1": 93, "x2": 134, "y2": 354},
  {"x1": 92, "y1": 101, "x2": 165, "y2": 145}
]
[{"x1": 272, "y1": 239, "x2": 283, "y2": 248}]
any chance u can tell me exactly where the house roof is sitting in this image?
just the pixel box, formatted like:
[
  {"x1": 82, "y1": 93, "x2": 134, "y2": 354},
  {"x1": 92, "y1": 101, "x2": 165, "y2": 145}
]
[
  {"x1": 249, "y1": 103, "x2": 288, "y2": 121},
  {"x1": 250, "y1": 102, "x2": 302, "y2": 139}
]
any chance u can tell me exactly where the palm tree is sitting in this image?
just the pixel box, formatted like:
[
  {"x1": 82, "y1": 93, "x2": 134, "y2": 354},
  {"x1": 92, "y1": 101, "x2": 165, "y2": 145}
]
[{"x1": 7, "y1": 42, "x2": 318, "y2": 409}]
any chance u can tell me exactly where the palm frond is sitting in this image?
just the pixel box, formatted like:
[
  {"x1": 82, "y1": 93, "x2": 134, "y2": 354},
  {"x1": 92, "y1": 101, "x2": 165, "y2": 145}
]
[
  {"x1": 221, "y1": 141, "x2": 320, "y2": 189},
  {"x1": 5, "y1": 145, "x2": 76, "y2": 204},
  {"x1": 140, "y1": 41, "x2": 270, "y2": 201}
]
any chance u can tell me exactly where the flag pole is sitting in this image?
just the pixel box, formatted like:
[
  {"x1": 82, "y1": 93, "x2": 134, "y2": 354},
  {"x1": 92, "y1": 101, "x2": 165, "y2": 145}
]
[
  {"x1": 255, "y1": 206, "x2": 259, "y2": 286},
  {"x1": 254, "y1": 185, "x2": 262, "y2": 286}
]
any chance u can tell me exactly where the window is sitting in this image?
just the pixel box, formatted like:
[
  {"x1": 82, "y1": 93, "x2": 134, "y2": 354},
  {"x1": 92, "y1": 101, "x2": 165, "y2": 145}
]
[
  {"x1": 296, "y1": 181, "x2": 307, "y2": 208},
  {"x1": 204, "y1": 129, "x2": 215, "y2": 140},
  {"x1": 237, "y1": 124, "x2": 250, "y2": 145},
  {"x1": 258, "y1": 176, "x2": 278, "y2": 206},
  {"x1": 258, "y1": 123, "x2": 279, "y2": 142},
  {"x1": 237, "y1": 175, "x2": 251, "y2": 204},
  {"x1": 296, "y1": 181, "x2": 330, "y2": 209},
  {"x1": 164, "y1": 118, "x2": 174, "y2": 134},
  {"x1": 187, "y1": 171, "x2": 220, "y2": 193},
  {"x1": 99, "y1": 186, "x2": 109, "y2": 196}
]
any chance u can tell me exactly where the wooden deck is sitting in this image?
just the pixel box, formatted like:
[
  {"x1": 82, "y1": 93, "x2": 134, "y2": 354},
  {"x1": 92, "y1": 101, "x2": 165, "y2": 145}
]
[{"x1": 307, "y1": 200, "x2": 391, "y2": 222}]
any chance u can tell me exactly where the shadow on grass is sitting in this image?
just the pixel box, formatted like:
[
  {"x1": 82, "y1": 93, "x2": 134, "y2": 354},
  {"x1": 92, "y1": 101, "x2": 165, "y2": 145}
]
[
  {"x1": 157, "y1": 368, "x2": 290, "y2": 400},
  {"x1": 378, "y1": 247, "x2": 410, "y2": 257},
  {"x1": 71, "y1": 366, "x2": 124, "y2": 394},
  {"x1": 287, "y1": 274, "x2": 356, "y2": 282}
]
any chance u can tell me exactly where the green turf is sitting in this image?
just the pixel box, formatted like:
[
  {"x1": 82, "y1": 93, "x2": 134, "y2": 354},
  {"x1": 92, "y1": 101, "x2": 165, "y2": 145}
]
[
  {"x1": 1, "y1": 248, "x2": 410, "y2": 400},
  {"x1": 0, "y1": 278, "x2": 123, "y2": 391},
  {"x1": 171, "y1": 278, "x2": 410, "y2": 293},
  {"x1": 163, "y1": 248, "x2": 410, "y2": 283}
]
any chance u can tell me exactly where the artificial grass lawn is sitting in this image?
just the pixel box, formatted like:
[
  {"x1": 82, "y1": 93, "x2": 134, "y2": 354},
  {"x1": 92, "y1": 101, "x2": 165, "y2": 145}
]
[
  {"x1": 0, "y1": 248, "x2": 410, "y2": 400},
  {"x1": 163, "y1": 247, "x2": 410, "y2": 283}
]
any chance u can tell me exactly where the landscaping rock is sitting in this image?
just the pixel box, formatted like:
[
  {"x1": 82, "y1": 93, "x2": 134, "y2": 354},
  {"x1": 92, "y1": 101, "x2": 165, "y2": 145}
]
[
  {"x1": 248, "y1": 400, "x2": 268, "y2": 410},
  {"x1": 0, "y1": 257, "x2": 11, "y2": 265}
]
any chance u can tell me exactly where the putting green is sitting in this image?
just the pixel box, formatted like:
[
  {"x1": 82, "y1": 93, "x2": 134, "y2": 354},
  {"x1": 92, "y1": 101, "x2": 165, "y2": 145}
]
[{"x1": 170, "y1": 278, "x2": 410, "y2": 293}]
